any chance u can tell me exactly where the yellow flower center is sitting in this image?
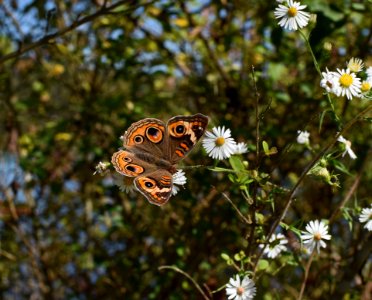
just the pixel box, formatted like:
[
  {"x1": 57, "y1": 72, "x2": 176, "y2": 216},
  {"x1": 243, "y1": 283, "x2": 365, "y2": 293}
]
[
  {"x1": 339, "y1": 74, "x2": 353, "y2": 87},
  {"x1": 237, "y1": 286, "x2": 245, "y2": 296},
  {"x1": 288, "y1": 7, "x2": 298, "y2": 17},
  {"x1": 314, "y1": 232, "x2": 321, "y2": 241},
  {"x1": 361, "y1": 82, "x2": 371, "y2": 92},
  {"x1": 215, "y1": 137, "x2": 225, "y2": 146}
]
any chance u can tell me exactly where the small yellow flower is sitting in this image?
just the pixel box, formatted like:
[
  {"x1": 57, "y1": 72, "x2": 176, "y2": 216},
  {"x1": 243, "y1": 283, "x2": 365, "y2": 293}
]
[{"x1": 361, "y1": 81, "x2": 371, "y2": 93}]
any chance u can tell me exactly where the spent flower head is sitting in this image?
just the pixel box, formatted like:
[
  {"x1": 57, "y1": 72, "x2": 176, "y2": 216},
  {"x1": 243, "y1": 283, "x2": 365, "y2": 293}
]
[
  {"x1": 337, "y1": 135, "x2": 357, "y2": 160},
  {"x1": 259, "y1": 233, "x2": 288, "y2": 259},
  {"x1": 226, "y1": 275, "x2": 256, "y2": 300},
  {"x1": 274, "y1": 0, "x2": 311, "y2": 31},
  {"x1": 347, "y1": 57, "x2": 364, "y2": 73},
  {"x1": 301, "y1": 220, "x2": 331, "y2": 253},
  {"x1": 359, "y1": 206, "x2": 372, "y2": 232},
  {"x1": 333, "y1": 68, "x2": 362, "y2": 100},
  {"x1": 202, "y1": 126, "x2": 237, "y2": 160},
  {"x1": 93, "y1": 161, "x2": 110, "y2": 175}
]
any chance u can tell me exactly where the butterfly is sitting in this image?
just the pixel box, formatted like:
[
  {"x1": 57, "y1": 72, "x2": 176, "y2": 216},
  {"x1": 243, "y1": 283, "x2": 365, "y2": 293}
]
[{"x1": 111, "y1": 114, "x2": 209, "y2": 206}]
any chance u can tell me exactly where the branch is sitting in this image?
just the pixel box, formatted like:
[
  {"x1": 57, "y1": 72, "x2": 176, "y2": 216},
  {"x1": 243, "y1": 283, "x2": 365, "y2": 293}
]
[
  {"x1": 253, "y1": 103, "x2": 372, "y2": 270},
  {"x1": 297, "y1": 250, "x2": 316, "y2": 300},
  {"x1": 0, "y1": 0, "x2": 155, "y2": 65}
]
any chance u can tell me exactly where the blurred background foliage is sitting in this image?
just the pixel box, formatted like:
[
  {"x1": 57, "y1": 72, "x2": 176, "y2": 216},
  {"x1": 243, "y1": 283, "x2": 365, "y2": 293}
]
[{"x1": 0, "y1": 0, "x2": 371, "y2": 299}]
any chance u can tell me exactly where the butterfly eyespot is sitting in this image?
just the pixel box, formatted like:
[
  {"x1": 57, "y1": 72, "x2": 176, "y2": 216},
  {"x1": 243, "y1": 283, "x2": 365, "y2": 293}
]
[
  {"x1": 126, "y1": 165, "x2": 136, "y2": 172},
  {"x1": 146, "y1": 126, "x2": 163, "y2": 143},
  {"x1": 175, "y1": 125, "x2": 185, "y2": 134},
  {"x1": 145, "y1": 181, "x2": 154, "y2": 188},
  {"x1": 134, "y1": 135, "x2": 144, "y2": 144},
  {"x1": 123, "y1": 157, "x2": 131, "y2": 162},
  {"x1": 124, "y1": 164, "x2": 144, "y2": 175}
]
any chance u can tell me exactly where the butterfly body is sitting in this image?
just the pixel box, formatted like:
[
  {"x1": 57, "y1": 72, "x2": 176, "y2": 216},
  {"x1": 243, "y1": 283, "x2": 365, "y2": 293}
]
[{"x1": 112, "y1": 114, "x2": 208, "y2": 206}]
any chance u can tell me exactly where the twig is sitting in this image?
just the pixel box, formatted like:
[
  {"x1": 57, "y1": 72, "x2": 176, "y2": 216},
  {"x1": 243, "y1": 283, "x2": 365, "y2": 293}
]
[
  {"x1": 298, "y1": 250, "x2": 316, "y2": 300},
  {"x1": 299, "y1": 30, "x2": 341, "y2": 127},
  {"x1": 158, "y1": 265, "x2": 210, "y2": 300},
  {"x1": 220, "y1": 190, "x2": 251, "y2": 224},
  {"x1": 252, "y1": 65, "x2": 260, "y2": 165},
  {"x1": 329, "y1": 171, "x2": 362, "y2": 224},
  {"x1": 247, "y1": 65, "x2": 260, "y2": 255},
  {"x1": 0, "y1": 0, "x2": 156, "y2": 65}
]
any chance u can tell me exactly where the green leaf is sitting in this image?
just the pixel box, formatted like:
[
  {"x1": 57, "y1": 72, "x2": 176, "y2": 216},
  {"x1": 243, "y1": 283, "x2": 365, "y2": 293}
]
[
  {"x1": 257, "y1": 259, "x2": 269, "y2": 271},
  {"x1": 208, "y1": 167, "x2": 235, "y2": 173},
  {"x1": 262, "y1": 141, "x2": 278, "y2": 156},
  {"x1": 332, "y1": 160, "x2": 352, "y2": 176},
  {"x1": 229, "y1": 156, "x2": 246, "y2": 172}
]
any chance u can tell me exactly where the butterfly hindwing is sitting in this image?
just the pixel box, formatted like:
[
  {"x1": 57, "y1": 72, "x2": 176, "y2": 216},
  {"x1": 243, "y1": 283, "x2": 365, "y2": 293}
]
[{"x1": 134, "y1": 170, "x2": 173, "y2": 206}]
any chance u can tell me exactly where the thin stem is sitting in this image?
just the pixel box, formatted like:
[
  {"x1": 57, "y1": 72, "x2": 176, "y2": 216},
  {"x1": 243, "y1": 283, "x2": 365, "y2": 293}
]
[
  {"x1": 220, "y1": 191, "x2": 251, "y2": 224},
  {"x1": 246, "y1": 65, "x2": 261, "y2": 255},
  {"x1": 252, "y1": 65, "x2": 260, "y2": 164},
  {"x1": 298, "y1": 250, "x2": 316, "y2": 300},
  {"x1": 158, "y1": 265, "x2": 210, "y2": 300},
  {"x1": 299, "y1": 30, "x2": 341, "y2": 126},
  {"x1": 329, "y1": 171, "x2": 362, "y2": 224}
]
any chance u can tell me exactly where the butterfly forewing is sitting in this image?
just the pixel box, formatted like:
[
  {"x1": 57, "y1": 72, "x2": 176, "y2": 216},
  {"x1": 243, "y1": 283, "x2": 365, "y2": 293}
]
[
  {"x1": 123, "y1": 118, "x2": 167, "y2": 158},
  {"x1": 166, "y1": 113, "x2": 209, "y2": 163}
]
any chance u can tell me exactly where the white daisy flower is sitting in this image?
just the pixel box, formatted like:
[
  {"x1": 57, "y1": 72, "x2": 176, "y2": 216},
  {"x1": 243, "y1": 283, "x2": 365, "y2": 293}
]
[
  {"x1": 320, "y1": 68, "x2": 339, "y2": 93},
  {"x1": 234, "y1": 142, "x2": 249, "y2": 155},
  {"x1": 301, "y1": 220, "x2": 332, "y2": 253},
  {"x1": 274, "y1": 0, "x2": 311, "y2": 31},
  {"x1": 171, "y1": 169, "x2": 187, "y2": 196},
  {"x1": 202, "y1": 126, "x2": 237, "y2": 160},
  {"x1": 113, "y1": 174, "x2": 136, "y2": 194},
  {"x1": 332, "y1": 68, "x2": 362, "y2": 100},
  {"x1": 259, "y1": 233, "x2": 288, "y2": 259},
  {"x1": 297, "y1": 130, "x2": 310, "y2": 145},
  {"x1": 347, "y1": 57, "x2": 364, "y2": 73},
  {"x1": 226, "y1": 275, "x2": 256, "y2": 300},
  {"x1": 93, "y1": 161, "x2": 110, "y2": 175},
  {"x1": 337, "y1": 135, "x2": 357, "y2": 160},
  {"x1": 365, "y1": 66, "x2": 372, "y2": 79},
  {"x1": 359, "y1": 206, "x2": 372, "y2": 231}
]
